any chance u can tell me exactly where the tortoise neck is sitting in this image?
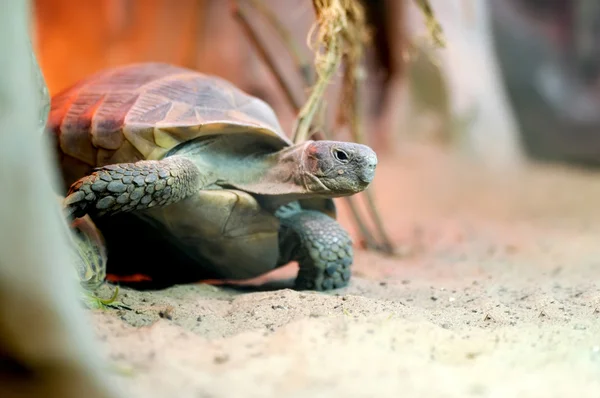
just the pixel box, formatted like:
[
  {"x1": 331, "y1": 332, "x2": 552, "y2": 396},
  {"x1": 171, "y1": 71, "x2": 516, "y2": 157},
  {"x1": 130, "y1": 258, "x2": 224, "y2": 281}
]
[
  {"x1": 231, "y1": 140, "x2": 321, "y2": 198},
  {"x1": 169, "y1": 134, "x2": 319, "y2": 198}
]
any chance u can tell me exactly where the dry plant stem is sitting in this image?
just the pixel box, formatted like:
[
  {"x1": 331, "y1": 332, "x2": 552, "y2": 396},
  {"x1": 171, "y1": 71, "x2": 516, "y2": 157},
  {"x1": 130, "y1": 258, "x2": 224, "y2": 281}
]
[
  {"x1": 344, "y1": 195, "x2": 383, "y2": 251},
  {"x1": 232, "y1": 1, "x2": 303, "y2": 114},
  {"x1": 340, "y1": 55, "x2": 395, "y2": 254},
  {"x1": 315, "y1": 99, "x2": 329, "y2": 137},
  {"x1": 363, "y1": 189, "x2": 394, "y2": 252},
  {"x1": 293, "y1": 48, "x2": 340, "y2": 144},
  {"x1": 233, "y1": 0, "x2": 325, "y2": 140},
  {"x1": 413, "y1": 0, "x2": 446, "y2": 48},
  {"x1": 294, "y1": 0, "x2": 350, "y2": 144},
  {"x1": 338, "y1": 54, "x2": 364, "y2": 145}
]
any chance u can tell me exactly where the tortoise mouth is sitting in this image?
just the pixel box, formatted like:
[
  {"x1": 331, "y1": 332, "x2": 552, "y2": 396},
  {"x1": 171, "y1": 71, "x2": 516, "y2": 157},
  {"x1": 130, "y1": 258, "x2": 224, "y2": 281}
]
[
  {"x1": 300, "y1": 171, "x2": 332, "y2": 194},
  {"x1": 358, "y1": 157, "x2": 377, "y2": 185}
]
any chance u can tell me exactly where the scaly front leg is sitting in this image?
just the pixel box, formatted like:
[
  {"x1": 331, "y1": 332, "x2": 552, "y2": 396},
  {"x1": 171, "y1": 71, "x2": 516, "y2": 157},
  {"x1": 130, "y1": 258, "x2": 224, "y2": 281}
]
[
  {"x1": 64, "y1": 156, "x2": 201, "y2": 219},
  {"x1": 278, "y1": 208, "x2": 353, "y2": 291}
]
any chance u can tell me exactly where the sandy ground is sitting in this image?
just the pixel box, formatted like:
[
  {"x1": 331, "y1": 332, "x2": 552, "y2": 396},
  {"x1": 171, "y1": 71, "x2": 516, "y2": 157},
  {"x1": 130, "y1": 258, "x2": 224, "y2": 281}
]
[{"x1": 89, "y1": 145, "x2": 600, "y2": 398}]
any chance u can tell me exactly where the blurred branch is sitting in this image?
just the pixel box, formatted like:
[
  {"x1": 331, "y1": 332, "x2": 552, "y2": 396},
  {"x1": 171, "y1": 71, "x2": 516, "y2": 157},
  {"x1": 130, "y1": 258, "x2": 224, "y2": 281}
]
[
  {"x1": 232, "y1": 0, "x2": 326, "y2": 140},
  {"x1": 293, "y1": 0, "x2": 369, "y2": 144},
  {"x1": 232, "y1": 1, "x2": 303, "y2": 112},
  {"x1": 246, "y1": 0, "x2": 315, "y2": 85},
  {"x1": 412, "y1": 0, "x2": 446, "y2": 48}
]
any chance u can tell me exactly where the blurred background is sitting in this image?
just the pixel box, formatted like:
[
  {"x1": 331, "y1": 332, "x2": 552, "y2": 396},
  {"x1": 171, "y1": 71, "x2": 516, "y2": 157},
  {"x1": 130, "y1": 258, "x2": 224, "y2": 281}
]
[{"x1": 31, "y1": 0, "x2": 600, "y2": 169}]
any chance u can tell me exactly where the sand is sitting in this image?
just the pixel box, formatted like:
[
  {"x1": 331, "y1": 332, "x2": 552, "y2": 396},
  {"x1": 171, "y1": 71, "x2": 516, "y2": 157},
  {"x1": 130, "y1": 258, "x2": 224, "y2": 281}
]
[{"x1": 89, "y1": 145, "x2": 600, "y2": 397}]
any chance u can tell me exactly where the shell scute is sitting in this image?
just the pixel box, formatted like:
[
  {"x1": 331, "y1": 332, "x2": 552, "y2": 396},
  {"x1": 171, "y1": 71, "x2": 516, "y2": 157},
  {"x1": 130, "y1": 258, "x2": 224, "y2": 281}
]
[
  {"x1": 51, "y1": 62, "x2": 291, "y2": 169},
  {"x1": 91, "y1": 93, "x2": 139, "y2": 150}
]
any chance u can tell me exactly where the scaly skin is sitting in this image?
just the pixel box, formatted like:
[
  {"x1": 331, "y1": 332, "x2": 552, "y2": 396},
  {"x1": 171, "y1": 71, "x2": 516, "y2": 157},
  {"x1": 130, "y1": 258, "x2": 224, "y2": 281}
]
[
  {"x1": 278, "y1": 209, "x2": 353, "y2": 291},
  {"x1": 64, "y1": 156, "x2": 200, "y2": 218}
]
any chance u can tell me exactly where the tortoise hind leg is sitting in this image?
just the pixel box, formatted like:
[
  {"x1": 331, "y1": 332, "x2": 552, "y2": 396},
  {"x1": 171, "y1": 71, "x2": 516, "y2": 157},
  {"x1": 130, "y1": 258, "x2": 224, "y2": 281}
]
[
  {"x1": 63, "y1": 156, "x2": 202, "y2": 219},
  {"x1": 277, "y1": 207, "x2": 353, "y2": 291}
]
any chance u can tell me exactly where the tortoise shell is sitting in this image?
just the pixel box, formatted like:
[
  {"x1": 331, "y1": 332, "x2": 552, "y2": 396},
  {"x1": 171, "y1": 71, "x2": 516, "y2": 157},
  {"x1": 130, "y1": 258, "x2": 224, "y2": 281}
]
[{"x1": 48, "y1": 62, "x2": 292, "y2": 188}]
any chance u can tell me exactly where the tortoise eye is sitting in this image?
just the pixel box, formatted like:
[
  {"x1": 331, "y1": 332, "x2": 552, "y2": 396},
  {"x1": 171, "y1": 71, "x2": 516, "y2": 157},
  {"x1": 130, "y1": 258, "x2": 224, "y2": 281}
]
[{"x1": 333, "y1": 149, "x2": 349, "y2": 163}]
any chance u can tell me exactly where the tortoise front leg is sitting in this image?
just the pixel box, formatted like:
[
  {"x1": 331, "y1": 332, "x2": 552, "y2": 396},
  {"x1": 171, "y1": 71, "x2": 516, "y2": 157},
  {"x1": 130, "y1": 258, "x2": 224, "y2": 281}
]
[
  {"x1": 278, "y1": 209, "x2": 353, "y2": 291},
  {"x1": 64, "y1": 156, "x2": 202, "y2": 219}
]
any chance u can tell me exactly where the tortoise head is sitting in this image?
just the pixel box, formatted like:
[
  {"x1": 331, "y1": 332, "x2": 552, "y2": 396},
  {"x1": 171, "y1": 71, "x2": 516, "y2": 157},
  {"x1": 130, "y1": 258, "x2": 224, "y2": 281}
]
[{"x1": 299, "y1": 140, "x2": 378, "y2": 196}]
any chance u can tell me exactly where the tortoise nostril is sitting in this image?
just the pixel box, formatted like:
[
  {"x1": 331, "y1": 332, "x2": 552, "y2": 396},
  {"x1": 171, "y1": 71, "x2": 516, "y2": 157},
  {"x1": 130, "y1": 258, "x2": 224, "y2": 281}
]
[{"x1": 366, "y1": 154, "x2": 378, "y2": 169}]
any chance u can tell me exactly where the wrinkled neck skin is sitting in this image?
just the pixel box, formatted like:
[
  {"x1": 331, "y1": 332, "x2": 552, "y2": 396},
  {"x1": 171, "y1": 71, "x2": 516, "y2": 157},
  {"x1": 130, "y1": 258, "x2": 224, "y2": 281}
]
[
  {"x1": 170, "y1": 135, "x2": 330, "y2": 210},
  {"x1": 248, "y1": 141, "x2": 337, "y2": 211},
  {"x1": 251, "y1": 140, "x2": 332, "y2": 195}
]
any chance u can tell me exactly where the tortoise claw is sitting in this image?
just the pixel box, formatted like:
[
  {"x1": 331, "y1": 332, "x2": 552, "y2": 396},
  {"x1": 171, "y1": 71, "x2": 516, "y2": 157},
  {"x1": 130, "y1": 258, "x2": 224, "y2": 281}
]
[{"x1": 63, "y1": 191, "x2": 88, "y2": 219}]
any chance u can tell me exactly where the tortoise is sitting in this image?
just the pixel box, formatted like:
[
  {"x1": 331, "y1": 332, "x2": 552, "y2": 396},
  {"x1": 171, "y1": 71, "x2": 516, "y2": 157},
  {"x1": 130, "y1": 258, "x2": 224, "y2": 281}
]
[{"x1": 50, "y1": 62, "x2": 378, "y2": 291}]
